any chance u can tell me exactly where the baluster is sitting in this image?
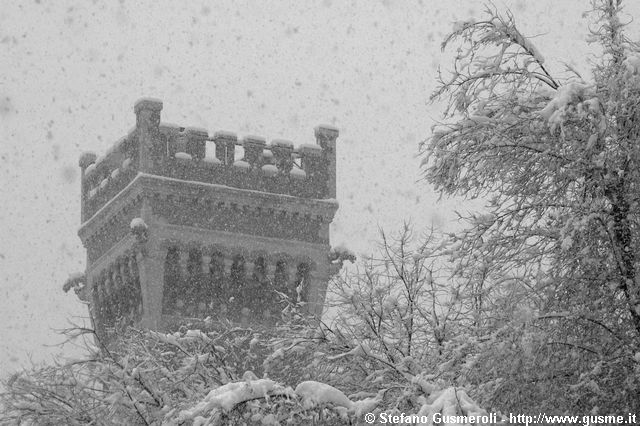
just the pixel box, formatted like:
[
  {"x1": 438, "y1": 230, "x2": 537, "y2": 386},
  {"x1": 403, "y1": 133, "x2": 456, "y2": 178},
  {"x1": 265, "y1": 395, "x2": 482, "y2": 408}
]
[
  {"x1": 110, "y1": 263, "x2": 121, "y2": 321},
  {"x1": 243, "y1": 136, "x2": 266, "y2": 169},
  {"x1": 271, "y1": 140, "x2": 294, "y2": 175}
]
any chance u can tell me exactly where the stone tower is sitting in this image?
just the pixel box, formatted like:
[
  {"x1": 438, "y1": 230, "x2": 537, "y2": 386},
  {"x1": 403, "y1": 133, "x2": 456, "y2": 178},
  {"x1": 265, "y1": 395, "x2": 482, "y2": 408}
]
[{"x1": 76, "y1": 98, "x2": 341, "y2": 331}]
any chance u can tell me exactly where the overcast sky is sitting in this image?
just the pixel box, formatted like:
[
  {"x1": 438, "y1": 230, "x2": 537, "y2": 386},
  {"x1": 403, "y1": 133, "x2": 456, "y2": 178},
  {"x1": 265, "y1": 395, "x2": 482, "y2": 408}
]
[{"x1": 2, "y1": 0, "x2": 638, "y2": 377}]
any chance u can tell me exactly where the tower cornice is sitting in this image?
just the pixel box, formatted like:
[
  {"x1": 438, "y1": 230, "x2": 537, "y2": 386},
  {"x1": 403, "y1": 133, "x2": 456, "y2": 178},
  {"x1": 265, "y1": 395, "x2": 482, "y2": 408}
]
[{"x1": 78, "y1": 172, "x2": 338, "y2": 245}]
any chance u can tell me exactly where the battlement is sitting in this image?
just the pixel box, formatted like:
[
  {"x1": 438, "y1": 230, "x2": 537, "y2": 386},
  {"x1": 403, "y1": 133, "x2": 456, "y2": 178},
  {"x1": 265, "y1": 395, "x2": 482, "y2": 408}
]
[{"x1": 79, "y1": 99, "x2": 338, "y2": 223}]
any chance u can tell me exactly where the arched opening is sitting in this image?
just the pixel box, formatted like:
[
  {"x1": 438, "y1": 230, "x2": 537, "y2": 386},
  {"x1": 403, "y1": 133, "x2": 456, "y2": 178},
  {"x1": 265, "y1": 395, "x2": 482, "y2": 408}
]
[
  {"x1": 228, "y1": 255, "x2": 246, "y2": 320},
  {"x1": 91, "y1": 278, "x2": 101, "y2": 326},
  {"x1": 119, "y1": 257, "x2": 133, "y2": 323},
  {"x1": 208, "y1": 252, "x2": 225, "y2": 306},
  {"x1": 252, "y1": 257, "x2": 267, "y2": 283},
  {"x1": 129, "y1": 254, "x2": 142, "y2": 320},
  {"x1": 100, "y1": 271, "x2": 114, "y2": 326},
  {"x1": 274, "y1": 260, "x2": 290, "y2": 297},
  {"x1": 294, "y1": 262, "x2": 311, "y2": 303},
  {"x1": 250, "y1": 256, "x2": 269, "y2": 318}
]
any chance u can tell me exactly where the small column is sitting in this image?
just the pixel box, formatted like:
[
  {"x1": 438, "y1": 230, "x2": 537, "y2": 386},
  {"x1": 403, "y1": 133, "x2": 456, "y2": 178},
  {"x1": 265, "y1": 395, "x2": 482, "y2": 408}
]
[
  {"x1": 134, "y1": 98, "x2": 163, "y2": 173},
  {"x1": 305, "y1": 263, "x2": 330, "y2": 318},
  {"x1": 78, "y1": 152, "x2": 97, "y2": 222},
  {"x1": 314, "y1": 125, "x2": 339, "y2": 198},
  {"x1": 87, "y1": 272, "x2": 101, "y2": 333},
  {"x1": 136, "y1": 239, "x2": 168, "y2": 330},
  {"x1": 118, "y1": 256, "x2": 131, "y2": 317},
  {"x1": 223, "y1": 256, "x2": 235, "y2": 278},
  {"x1": 128, "y1": 253, "x2": 142, "y2": 318}
]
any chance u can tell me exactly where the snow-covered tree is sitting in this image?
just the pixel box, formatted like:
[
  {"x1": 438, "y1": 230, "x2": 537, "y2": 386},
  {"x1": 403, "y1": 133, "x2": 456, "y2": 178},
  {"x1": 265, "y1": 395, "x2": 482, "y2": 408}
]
[
  {"x1": 1, "y1": 314, "x2": 492, "y2": 425},
  {"x1": 421, "y1": 0, "x2": 640, "y2": 413},
  {"x1": 263, "y1": 225, "x2": 500, "y2": 423}
]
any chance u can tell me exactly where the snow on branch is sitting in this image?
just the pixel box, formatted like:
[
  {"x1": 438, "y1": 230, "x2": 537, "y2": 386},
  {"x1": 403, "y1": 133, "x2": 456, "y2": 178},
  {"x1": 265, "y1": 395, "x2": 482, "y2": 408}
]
[
  {"x1": 295, "y1": 381, "x2": 353, "y2": 410},
  {"x1": 175, "y1": 378, "x2": 387, "y2": 423},
  {"x1": 176, "y1": 378, "x2": 293, "y2": 421},
  {"x1": 434, "y1": 5, "x2": 558, "y2": 120},
  {"x1": 538, "y1": 81, "x2": 603, "y2": 134}
]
